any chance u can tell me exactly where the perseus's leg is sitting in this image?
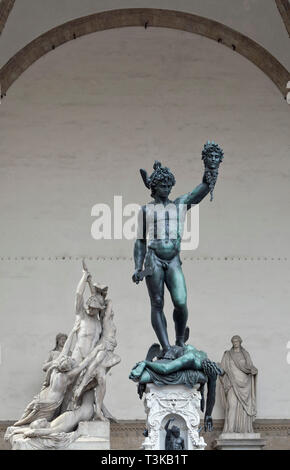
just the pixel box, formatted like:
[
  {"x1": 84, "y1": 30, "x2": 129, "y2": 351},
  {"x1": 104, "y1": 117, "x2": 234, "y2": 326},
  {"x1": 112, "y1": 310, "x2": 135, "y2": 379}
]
[
  {"x1": 145, "y1": 265, "x2": 170, "y2": 352},
  {"x1": 165, "y1": 258, "x2": 188, "y2": 347}
]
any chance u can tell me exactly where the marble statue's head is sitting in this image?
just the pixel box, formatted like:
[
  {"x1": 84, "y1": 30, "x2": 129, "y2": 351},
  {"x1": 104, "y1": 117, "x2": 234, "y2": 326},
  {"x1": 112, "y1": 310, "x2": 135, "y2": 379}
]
[
  {"x1": 171, "y1": 425, "x2": 180, "y2": 438},
  {"x1": 93, "y1": 283, "x2": 108, "y2": 298},
  {"x1": 231, "y1": 335, "x2": 242, "y2": 347},
  {"x1": 202, "y1": 141, "x2": 224, "y2": 170},
  {"x1": 30, "y1": 418, "x2": 50, "y2": 429},
  {"x1": 140, "y1": 161, "x2": 176, "y2": 199},
  {"x1": 57, "y1": 355, "x2": 76, "y2": 372},
  {"x1": 54, "y1": 333, "x2": 67, "y2": 350},
  {"x1": 86, "y1": 294, "x2": 106, "y2": 316}
]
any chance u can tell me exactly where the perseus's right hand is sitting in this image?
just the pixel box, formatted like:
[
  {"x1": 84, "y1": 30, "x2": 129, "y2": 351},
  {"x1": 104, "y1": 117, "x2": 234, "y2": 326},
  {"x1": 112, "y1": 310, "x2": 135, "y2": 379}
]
[{"x1": 132, "y1": 269, "x2": 142, "y2": 284}]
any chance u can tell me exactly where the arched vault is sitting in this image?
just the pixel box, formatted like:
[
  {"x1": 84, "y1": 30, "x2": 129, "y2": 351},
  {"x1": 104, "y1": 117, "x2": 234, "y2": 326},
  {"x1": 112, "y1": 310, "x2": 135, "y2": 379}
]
[{"x1": 0, "y1": 8, "x2": 289, "y2": 99}]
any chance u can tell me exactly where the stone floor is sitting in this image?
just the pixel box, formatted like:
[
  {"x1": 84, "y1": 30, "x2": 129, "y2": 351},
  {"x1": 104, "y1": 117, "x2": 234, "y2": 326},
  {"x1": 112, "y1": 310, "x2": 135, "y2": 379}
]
[{"x1": 1, "y1": 419, "x2": 290, "y2": 450}]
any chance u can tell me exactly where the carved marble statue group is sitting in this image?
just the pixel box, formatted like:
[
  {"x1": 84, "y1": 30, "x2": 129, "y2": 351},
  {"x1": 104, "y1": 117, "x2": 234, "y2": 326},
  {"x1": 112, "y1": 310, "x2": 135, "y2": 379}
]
[{"x1": 5, "y1": 262, "x2": 120, "y2": 449}]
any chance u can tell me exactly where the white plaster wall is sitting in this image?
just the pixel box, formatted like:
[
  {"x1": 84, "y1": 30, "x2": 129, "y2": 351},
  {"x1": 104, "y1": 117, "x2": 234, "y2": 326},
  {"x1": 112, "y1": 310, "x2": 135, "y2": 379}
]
[
  {"x1": 0, "y1": 0, "x2": 289, "y2": 69},
  {"x1": 0, "y1": 27, "x2": 289, "y2": 420}
]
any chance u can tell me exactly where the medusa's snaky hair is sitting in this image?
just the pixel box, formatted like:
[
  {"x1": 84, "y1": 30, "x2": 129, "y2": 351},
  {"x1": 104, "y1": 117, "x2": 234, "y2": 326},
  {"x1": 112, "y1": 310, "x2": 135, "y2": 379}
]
[
  {"x1": 201, "y1": 141, "x2": 224, "y2": 163},
  {"x1": 201, "y1": 141, "x2": 224, "y2": 202},
  {"x1": 201, "y1": 358, "x2": 223, "y2": 378},
  {"x1": 140, "y1": 161, "x2": 176, "y2": 197}
]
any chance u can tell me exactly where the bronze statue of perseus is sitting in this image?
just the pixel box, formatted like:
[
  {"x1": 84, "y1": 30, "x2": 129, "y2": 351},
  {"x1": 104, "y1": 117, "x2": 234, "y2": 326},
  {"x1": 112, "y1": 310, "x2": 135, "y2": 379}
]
[{"x1": 132, "y1": 141, "x2": 224, "y2": 359}]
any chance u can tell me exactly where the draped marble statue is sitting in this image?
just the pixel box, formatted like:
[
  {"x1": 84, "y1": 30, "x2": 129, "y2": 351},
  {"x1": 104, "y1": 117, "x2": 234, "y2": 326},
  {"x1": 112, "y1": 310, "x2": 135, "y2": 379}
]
[
  {"x1": 5, "y1": 263, "x2": 120, "y2": 449},
  {"x1": 42, "y1": 333, "x2": 68, "y2": 372},
  {"x1": 219, "y1": 335, "x2": 258, "y2": 433}
]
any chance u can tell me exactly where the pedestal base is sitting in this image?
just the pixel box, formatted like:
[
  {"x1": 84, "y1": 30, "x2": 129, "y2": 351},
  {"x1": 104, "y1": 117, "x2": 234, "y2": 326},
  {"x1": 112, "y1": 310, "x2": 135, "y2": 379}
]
[
  {"x1": 142, "y1": 384, "x2": 206, "y2": 450},
  {"x1": 214, "y1": 433, "x2": 266, "y2": 450},
  {"x1": 66, "y1": 421, "x2": 110, "y2": 450},
  {"x1": 6, "y1": 421, "x2": 110, "y2": 450}
]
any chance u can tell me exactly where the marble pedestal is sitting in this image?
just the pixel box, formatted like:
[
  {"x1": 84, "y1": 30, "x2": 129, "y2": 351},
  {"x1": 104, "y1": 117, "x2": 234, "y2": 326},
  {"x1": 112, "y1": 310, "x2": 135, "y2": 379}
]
[
  {"x1": 6, "y1": 421, "x2": 110, "y2": 450},
  {"x1": 142, "y1": 384, "x2": 206, "y2": 450},
  {"x1": 66, "y1": 421, "x2": 110, "y2": 450},
  {"x1": 214, "y1": 433, "x2": 266, "y2": 450}
]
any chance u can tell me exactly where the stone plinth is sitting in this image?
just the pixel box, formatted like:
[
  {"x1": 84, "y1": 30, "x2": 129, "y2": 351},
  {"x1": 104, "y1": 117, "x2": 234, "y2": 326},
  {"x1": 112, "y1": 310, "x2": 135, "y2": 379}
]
[
  {"x1": 214, "y1": 432, "x2": 266, "y2": 450},
  {"x1": 67, "y1": 421, "x2": 110, "y2": 450},
  {"x1": 6, "y1": 421, "x2": 110, "y2": 450},
  {"x1": 142, "y1": 384, "x2": 206, "y2": 450}
]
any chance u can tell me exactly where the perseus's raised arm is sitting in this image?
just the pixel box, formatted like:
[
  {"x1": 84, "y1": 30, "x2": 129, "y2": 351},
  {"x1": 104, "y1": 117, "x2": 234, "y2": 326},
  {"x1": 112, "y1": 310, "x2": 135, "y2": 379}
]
[
  {"x1": 75, "y1": 270, "x2": 88, "y2": 315},
  {"x1": 175, "y1": 173, "x2": 210, "y2": 208}
]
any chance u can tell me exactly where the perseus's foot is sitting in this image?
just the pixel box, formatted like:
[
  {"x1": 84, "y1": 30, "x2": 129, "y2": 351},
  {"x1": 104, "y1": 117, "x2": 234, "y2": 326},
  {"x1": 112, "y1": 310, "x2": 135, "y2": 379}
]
[
  {"x1": 175, "y1": 337, "x2": 185, "y2": 348},
  {"x1": 162, "y1": 347, "x2": 177, "y2": 360}
]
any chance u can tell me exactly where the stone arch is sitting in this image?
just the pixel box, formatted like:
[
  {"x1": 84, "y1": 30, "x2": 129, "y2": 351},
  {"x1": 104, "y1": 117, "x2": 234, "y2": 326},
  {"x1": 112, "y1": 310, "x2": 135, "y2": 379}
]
[
  {"x1": 0, "y1": 8, "x2": 289, "y2": 98},
  {"x1": 0, "y1": 0, "x2": 16, "y2": 35}
]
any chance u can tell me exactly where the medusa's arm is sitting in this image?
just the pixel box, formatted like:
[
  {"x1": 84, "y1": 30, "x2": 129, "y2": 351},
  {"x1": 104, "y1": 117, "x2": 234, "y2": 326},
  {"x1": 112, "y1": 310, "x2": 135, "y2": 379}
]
[{"x1": 204, "y1": 376, "x2": 217, "y2": 432}]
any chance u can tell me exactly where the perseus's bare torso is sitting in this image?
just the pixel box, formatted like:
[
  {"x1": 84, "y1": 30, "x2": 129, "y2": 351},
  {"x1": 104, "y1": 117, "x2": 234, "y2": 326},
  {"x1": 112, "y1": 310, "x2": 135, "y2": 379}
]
[{"x1": 144, "y1": 201, "x2": 185, "y2": 260}]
